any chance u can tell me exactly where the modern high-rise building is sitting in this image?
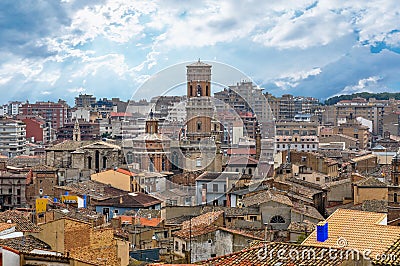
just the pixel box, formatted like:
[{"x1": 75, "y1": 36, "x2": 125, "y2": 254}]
[
  {"x1": 0, "y1": 118, "x2": 26, "y2": 157},
  {"x1": 75, "y1": 94, "x2": 96, "y2": 108},
  {"x1": 20, "y1": 101, "x2": 68, "y2": 131},
  {"x1": 334, "y1": 97, "x2": 385, "y2": 136}
]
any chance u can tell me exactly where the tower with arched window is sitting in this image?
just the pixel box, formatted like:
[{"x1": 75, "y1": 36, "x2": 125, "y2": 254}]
[{"x1": 185, "y1": 60, "x2": 214, "y2": 142}]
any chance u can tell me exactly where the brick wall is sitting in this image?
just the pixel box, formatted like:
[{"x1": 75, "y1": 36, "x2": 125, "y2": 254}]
[{"x1": 64, "y1": 219, "x2": 91, "y2": 251}]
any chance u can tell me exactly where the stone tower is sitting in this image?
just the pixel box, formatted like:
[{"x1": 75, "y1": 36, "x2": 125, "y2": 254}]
[
  {"x1": 176, "y1": 60, "x2": 222, "y2": 172},
  {"x1": 392, "y1": 151, "x2": 400, "y2": 185},
  {"x1": 185, "y1": 59, "x2": 214, "y2": 141},
  {"x1": 73, "y1": 119, "x2": 81, "y2": 142}
]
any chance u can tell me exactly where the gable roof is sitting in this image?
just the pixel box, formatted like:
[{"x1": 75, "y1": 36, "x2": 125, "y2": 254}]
[
  {"x1": 242, "y1": 190, "x2": 293, "y2": 207},
  {"x1": 182, "y1": 211, "x2": 224, "y2": 230},
  {"x1": 196, "y1": 171, "x2": 240, "y2": 182},
  {"x1": 302, "y1": 209, "x2": 400, "y2": 258},
  {"x1": 173, "y1": 225, "x2": 262, "y2": 241},
  {"x1": 228, "y1": 156, "x2": 258, "y2": 166},
  {"x1": 79, "y1": 140, "x2": 121, "y2": 150},
  {"x1": 201, "y1": 242, "x2": 348, "y2": 265},
  {"x1": 355, "y1": 177, "x2": 387, "y2": 187},
  {"x1": 0, "y1": 235, "x2": 51, "y2": 253},
  {"x1": 95, "y1": 192, "x2": 161, "y2": 208},
  {"x1": 0, "y1": 210, "x2": 41, "y2": 232}
]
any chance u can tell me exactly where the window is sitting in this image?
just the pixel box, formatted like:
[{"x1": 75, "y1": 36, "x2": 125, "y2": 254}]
[
  {"x1": 248, "y1": 168, "x2": 252, "y2": 175},
  {"x1": 213, "y1": 184, "x2": 218, "y2": 192},
  {"x1": 182, "y1": 243, "x2": 186, "y2": 252},
  {"x1": 126, "y1": 152, "x2": 133, "y2": 164},
  {"x1": 197, "y1": 84, "x2": 202, "y2": 96},
  {"x1": 395, "y1": 193, "x2": 398, "y2": 203},
  {"x1": 175, "y1": 241, "x2": 179, "y2": 251},
  {"x1": 114, "y1": 209, "x2": 119, "y2": 214},
  {"x1": 197, "y1": 121, "x2": 202, "y2": 131},
  {"x1": 88, "y1": 156, "x2": 92, "y2": 169},
  {"x1": 102, "y1": 156, "x2": 107, "y2": 169},
  {"x1": 270, "y1": 215, "x2": 285, "y2": 224},
  {"x1": 196, "y1": 158, "x2": 202, "y2": 167}
]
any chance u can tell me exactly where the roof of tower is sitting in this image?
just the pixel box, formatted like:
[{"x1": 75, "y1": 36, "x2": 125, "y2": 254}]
[{"x1": 187, "y1": 59, "x2": 212, "y2": 67}]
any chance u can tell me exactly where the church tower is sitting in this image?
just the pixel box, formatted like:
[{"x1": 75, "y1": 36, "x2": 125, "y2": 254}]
[
  {"x1": 145, "y1": 109, "x2": 158, "y2": 134},
  {"x1": 185, "y1": 59, "x2": 214, "y2": 141},
  {"x1": 392, "y1": 151, "x2": 400, "y2": 185},
  {"x1": 73, "y1": 119, "x2": 81, "y2": 142}
]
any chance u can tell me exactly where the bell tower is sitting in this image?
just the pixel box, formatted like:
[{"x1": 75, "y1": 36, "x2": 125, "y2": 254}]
[
  {"x1": 73, "y1": 119, "x2": 81, "y2": 142},
  {"x1": 392, "y1": 151, "x2": 400, "y2": 185},
  {"x1": 187, "y1": 59, "x2": 211, "y2": 98},
  {"x1": 145, "y1": 109, "x2": 158, "y2": 134},
  {"x1": 186, "y1": 59, "x2": 213, "y2": 141}
]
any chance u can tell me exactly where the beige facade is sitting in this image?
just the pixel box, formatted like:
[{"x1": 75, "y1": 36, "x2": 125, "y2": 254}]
[
  {"x1": 353, "y1": 178, "x2": 388, "y2": 205},
  {"x1": 91, "y1": 168, "x2": 139, "y2": 192},
  {"x1": 30, "y1": 217, "x2": 129, "y2": 266},
  {"x1": 333, "y1": 115, "x2": 370, "y2": 149}
]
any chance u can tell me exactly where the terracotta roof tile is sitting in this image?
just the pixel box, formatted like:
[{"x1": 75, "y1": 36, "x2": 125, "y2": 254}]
[
  {"x1": 0, "y1": 235, "x2": 51, "y2": 252},
  {"x1": 302, "y1": 209, "x2": 400, "y2": 258},
  {"x1": 182, "y1": 211, "x2": 224, "y2": 230},
  {"x1": 0, "y1": 210, "x2": 41, "y2": 232},
  {"x1": 200, "y1": 242, "x2": 348, "y2": 265},
  {"x1": 355, "y1": 176, "x2": 387, "y2": 187},
  {"x1": 95, "y1": 192, "x2": 161, "y2": 208},
  {"x1": 242, "y1": 190, "x2": 293, "y2": 207}
]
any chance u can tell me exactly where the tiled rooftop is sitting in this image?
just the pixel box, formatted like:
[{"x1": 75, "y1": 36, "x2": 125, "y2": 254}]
[
  {"x1": 95, "y1": 192, "x2": 161, "y2": 208},
  {"x1": 196, "y1": 171, "x2": 240, "y2": 181},
  {"x1": 242, "y1": 190, "x2": 293, "y2": 207},
  {"x1": 173, "y1": 225, "x2": 262, "y2": 241},
  {"x1": 54, "y1": 180, "x2": 126, "y2": 201},
  {"x1": 0, "y1": 210, "x2": 41, "y2": 232},
  {"x1": 228, "y1": 156, "x2": 258, "y2": 166},
  {"x1": 182, "y1": 211, "x2": 224, "y2": 230},
  {"x1": 0, "y1": 235, "x2": 51, "y2": 252},
  {"x1": 302, "y1": 209, "x2": 400, "y2": 258},
  {"x1": 200, "y1": 242, "x2": 349, "y2": 265},
  {"x1": 354, "y1": 176, "x2": 387, "y2": 187},
  {"x1": 201, "y1": 206, "x2": 259, "y2": 217}
]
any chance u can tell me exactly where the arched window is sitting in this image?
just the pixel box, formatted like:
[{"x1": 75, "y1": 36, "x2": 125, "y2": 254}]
[
  {"x1": 395, "y1": 193, "x2": 398, "y2": 203},
  {"x1": 172, "y1": 152, "x2": 179, "y2": 170},
  {"x1": 162, "y1": 157, "x2": 166, "y2": 171},
  {"x1": 102, "y1": 156, "x2": 107, "y2": 169},
  {"x1": 206, "y1": 85, "x2": 209, "y2": 96},
  {"x1": 197, "y1": 121, "x2": 202, "y2": 131},
  {"x1": 88, "y1": 156, "x2": 92, "y2": 169},
  {"x1": 270, "y1": 215, "x2": 285, "y2": 224},
  {"x1": 248, "y1": 168, "x2": 252, "y2": 175},
  {"x1": 197, "y1": 84, "x2": 202, "y2": 96},
  {"x1": 126, "y1": 152, "x2": 133, "y2": 164}
]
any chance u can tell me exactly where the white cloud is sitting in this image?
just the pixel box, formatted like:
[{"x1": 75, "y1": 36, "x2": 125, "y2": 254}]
[
  {"x1": 68, "y1": 87, "x2": 85, "y2": 93},
  {"x1": 273, "y1": 67, "x2": 322, "y2": 90},
  {"x1": 71, "y1": 53, "x2": 131, "y2": 78},
  {"x1": 335, "y1": 76, "x2": 385, "y2": 96}
]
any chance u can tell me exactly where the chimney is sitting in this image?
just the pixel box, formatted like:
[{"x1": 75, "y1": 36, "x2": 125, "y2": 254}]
[{"x1": 316, "y1": 221, "x2": 328, "y2": 242}]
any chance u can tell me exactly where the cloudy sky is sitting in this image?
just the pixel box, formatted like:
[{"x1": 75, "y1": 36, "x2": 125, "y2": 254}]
[{"x1": 1, "y1": 0, "x2": 400, "y2": 105}]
